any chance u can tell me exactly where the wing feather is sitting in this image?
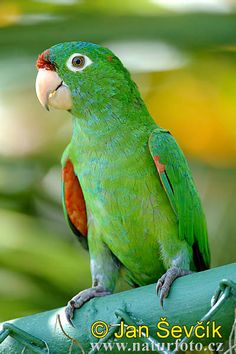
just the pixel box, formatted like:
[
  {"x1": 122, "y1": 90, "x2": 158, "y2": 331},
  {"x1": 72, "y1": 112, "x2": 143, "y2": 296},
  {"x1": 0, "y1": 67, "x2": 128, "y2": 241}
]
[
  {"x1": 62, "y1": 159, "x2": 88, "y2": 250},
  {"x1": 149, "y1": 128, "x2": 210, "y2": 269}
]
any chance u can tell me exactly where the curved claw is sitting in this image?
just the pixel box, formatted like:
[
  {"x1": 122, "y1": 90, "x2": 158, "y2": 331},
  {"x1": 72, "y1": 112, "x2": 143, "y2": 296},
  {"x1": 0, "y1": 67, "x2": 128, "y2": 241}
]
[
  {"x1": 65, "y1": 300, "x2": 75, "y2": 327},
  {"x1": 156, "y1": 272, "x2": 166, "y2": 297},
  {"x1": 156, "y1": 280, "x2": 163, "y2": 295},
  {"x1": 159, "y1": 290, "x2": 167, "y2": 309}
]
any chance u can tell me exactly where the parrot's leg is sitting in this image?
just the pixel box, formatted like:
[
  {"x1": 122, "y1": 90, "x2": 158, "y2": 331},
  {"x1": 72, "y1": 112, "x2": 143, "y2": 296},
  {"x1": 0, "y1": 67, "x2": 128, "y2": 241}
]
[
  {"x1": 156, "y1": 242, "x2": 193, "y2": 307},
  {"x1": 65, "y1": 286, "x2": 111, "y2": 325},
  {"x1": 156, "y1": 267, "x2": 192, "y2": 307},
  {"x1": 65, "y1": 237, "x2": 119, "y2": 325}
]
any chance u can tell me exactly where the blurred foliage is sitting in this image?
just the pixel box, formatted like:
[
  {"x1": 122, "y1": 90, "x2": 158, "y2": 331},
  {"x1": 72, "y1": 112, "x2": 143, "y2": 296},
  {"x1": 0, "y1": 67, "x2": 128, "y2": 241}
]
[{"x1": 0, "y1": 0, "x2": 235, "y2": 322}]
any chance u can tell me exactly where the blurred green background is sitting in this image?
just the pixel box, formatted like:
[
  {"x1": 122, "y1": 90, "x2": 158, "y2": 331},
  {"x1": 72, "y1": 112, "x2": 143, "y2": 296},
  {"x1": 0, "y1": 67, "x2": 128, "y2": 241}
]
[{"x1": 0, "y1": 0, "x2": 236, "y2": 322}]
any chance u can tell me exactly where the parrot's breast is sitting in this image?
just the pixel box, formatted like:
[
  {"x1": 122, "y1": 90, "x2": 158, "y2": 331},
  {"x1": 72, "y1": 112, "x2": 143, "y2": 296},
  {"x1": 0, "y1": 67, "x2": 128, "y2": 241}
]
[{"x1": 69, "y1": 126, "x2": 178, "y2": 285}]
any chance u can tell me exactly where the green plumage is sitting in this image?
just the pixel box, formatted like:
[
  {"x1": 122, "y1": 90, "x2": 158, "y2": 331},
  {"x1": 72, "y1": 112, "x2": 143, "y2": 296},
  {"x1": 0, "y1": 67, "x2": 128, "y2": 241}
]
[
  {"x1": 48, "y1": 41, "x2": 210, "y2": 295},
  {"x1": 149, "y1": 128, "x2": 210, "y2": 269}
]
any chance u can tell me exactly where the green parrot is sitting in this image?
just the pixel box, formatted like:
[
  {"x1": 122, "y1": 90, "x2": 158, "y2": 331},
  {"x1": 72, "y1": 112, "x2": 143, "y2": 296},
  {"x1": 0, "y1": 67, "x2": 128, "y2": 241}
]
[{"x1": 35, "y1": 41, "x2": 210, "y2": 323}]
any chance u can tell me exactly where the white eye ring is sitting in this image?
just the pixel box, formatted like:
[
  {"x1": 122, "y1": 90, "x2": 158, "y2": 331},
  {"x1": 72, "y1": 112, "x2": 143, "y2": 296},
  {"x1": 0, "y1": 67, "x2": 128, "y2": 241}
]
[{"x1": 66, "y1": 53, "x2": 93, "y2": 72}]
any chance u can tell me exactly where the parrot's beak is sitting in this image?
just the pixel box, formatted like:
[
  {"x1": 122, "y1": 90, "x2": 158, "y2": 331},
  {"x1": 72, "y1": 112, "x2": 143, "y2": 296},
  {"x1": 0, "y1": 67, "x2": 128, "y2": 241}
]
[{"x1": 35, "y1": 69, "x2": 72, "y2": 111}]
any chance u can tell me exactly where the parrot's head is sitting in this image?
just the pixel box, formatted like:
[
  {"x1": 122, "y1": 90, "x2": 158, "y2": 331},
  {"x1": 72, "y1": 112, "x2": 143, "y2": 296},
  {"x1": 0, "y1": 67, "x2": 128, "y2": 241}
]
[{"x1": 35, "y1": 41, "x2": 136, "y2": 116}]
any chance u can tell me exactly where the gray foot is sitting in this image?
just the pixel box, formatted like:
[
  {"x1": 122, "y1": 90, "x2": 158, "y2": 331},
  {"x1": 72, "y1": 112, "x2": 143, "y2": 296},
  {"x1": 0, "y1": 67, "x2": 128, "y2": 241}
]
[
  {"x1": 65, "y1": 286, "x2": 111, "y2": 325},
  {"x1": 156, "y1": 267, "x2": 192, "y2": 307}
]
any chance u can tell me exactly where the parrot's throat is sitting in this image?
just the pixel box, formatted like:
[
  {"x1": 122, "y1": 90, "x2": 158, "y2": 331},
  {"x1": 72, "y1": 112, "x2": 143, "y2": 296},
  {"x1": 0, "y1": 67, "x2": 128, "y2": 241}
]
[
  {"x1": 71, "y1": 97, "x2": 156, "y2": 152},
  {"x1": 71, "y1": 80, "x2": 155, "y2": 141}
]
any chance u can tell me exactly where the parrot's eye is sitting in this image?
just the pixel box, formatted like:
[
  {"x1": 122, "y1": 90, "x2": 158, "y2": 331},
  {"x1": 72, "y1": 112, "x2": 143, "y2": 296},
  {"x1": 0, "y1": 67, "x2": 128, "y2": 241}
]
[
  {"x1": 66, "y1": 53, "x2": 92, "y2": 72},
  {"x1": 72, "y1": 56, "x2": 85, "y2": 68}
]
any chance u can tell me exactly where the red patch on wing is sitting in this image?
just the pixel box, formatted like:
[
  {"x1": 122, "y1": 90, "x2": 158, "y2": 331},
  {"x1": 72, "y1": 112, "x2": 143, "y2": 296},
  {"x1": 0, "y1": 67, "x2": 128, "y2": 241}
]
[
  {"x1": 63, "y1": 160, "x2": 87, "y2": 237},
  {"x1": 107, "y1": 55, "x2": 113, "y2": 62},
  {"x1": 36, "y1": 50, "x2": 55, "y2": 71},
  {"x1": 153, "y1": 155, "x2": 165, "y2": 173}
]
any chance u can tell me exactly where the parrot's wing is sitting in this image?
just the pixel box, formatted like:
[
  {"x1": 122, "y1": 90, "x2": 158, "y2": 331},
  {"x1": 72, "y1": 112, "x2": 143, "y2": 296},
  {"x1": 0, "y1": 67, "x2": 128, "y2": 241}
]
[
  {"x1": 62, "y1": 159, "x2": 88, "y2": 250},
  {"x1": 149, "y1": 128, "x2": 210, "y2": 270}
]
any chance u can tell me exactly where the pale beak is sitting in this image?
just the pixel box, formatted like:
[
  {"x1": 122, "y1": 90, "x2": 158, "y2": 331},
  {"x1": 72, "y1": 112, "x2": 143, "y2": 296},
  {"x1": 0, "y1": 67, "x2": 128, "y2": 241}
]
[{"x1": 35, "y1": 69, "x2": 72, "y2": 111}]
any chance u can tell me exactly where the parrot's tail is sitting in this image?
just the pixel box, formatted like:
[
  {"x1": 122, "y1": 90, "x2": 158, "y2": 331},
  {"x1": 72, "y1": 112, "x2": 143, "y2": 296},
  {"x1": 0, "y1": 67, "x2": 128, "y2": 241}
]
[{"x1": 193, "y1": 242, "x2": 210, "y2": 271}]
